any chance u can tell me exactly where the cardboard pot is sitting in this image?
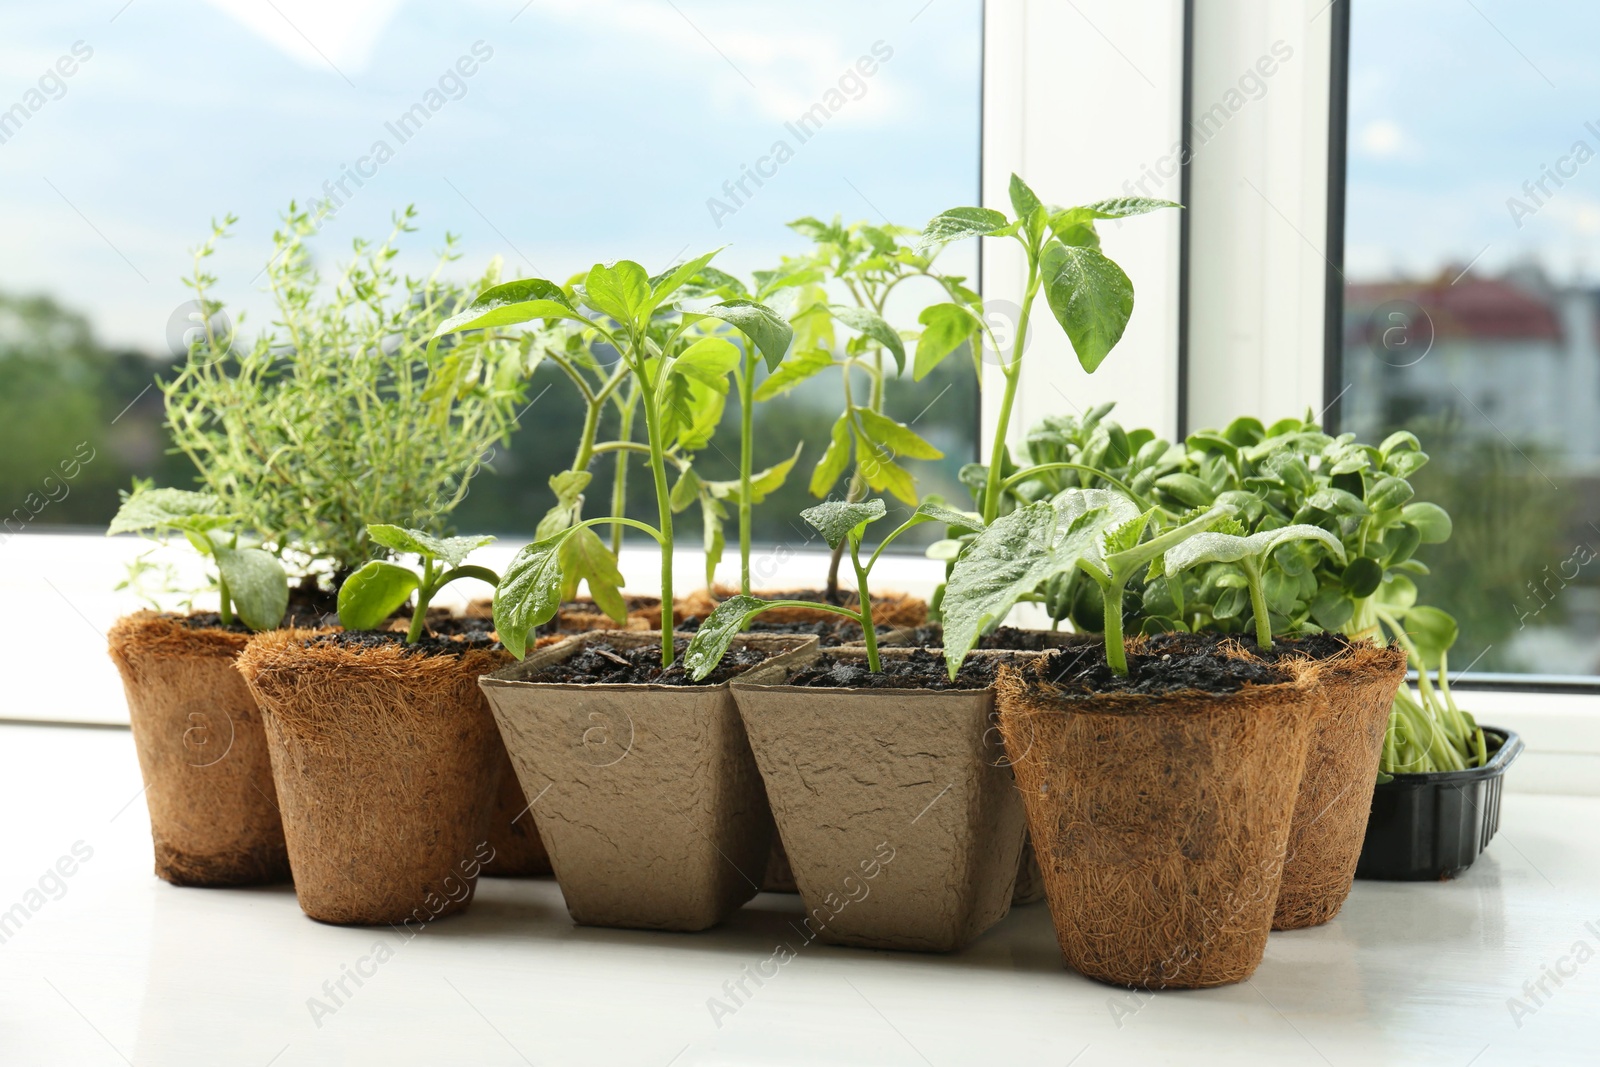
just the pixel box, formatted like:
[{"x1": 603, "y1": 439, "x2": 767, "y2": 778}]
[
  {"x1": 731, "y1": 649, "x2": 1027, "y2": 952},
  {"x1": 107, "y1": 612, "x2": 290, "y2": 886},
  {"x1": 1272, "y1": 643, "x2": 1408, "y2": 929},
  {"x1": 237, "y1": 631, "x2": 508, "y2": 925},
  {"x1": 480, "y1": 631, "x2": 818, "y2": 932},
  {"x1": 996, "y1": 657, "x2": 1320, "y2": 988}
]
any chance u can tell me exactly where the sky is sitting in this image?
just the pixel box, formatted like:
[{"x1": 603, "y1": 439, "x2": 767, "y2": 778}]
[
  {"x1": 0, "y1": 0, "x2": 981, "y2": 352},
  {"x1": 1345, "y1": 0, "x2": 1600, "y2": 284}
]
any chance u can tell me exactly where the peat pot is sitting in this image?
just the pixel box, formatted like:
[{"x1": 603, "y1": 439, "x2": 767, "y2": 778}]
[
  {"x1": 479, "y1": 631, "x2": 817, "y2": 932},
  {"x1": 731, "y1": 648, "x2": 1028, "y2": 952}
]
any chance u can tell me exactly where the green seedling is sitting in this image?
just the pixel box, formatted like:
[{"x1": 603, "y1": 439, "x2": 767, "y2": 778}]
[
  {"x1": 439, "y1": 252, "x2": 790, "y2": 665},
  {"x1": 940, "y1": 487, "x2": 1233, "y2": 677},
  {"x1": 336, "y1": 524, "x2": 498, "y2": 644},
  {"x1": 108, "y1": 485, "x2": 288, "y2": 631},
  {"x1": 684, "y1": 498, "x2": 983, "y2": 679},
  {"x1": 916, "y1": 176, "x2": 1179, "y2": 525},
  {"x1": 1162, "y1": 523, "x2": 1346, "y2": 650},
  {"x1": 755, "y1": 217, "x2": 974, "y2": 596}
]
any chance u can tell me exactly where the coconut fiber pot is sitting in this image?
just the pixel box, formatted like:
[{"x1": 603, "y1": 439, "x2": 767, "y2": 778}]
[
  {"x1": 479, "y1": 743, "x2": 552, "y2": 877},
  {"x1": 237, "y1": 630, "x2": 509, "y2": 925},
  {"x1": 1270, "y1": 641, "x2": 1408, "y2": 930},
  {"x1": 107, "y1": 612, "x2": 290, "y2": 887},
  {"x1": 996, "y1": 649, "x2": 1321, "y2": 988},
  {"x1": 731, "y1": 649, "x2": 1027, "y2": 952},
  {"x1": 480, "y1": 631, "x2": 818, "y2": 932}
]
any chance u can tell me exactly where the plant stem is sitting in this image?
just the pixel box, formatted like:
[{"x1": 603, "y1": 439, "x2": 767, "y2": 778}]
[
  {"x1": 850, "y1": 537, "x2": 880, "y2": 673},
  {"x1": 610, "y1": 388, "x2": 636, "y2": 556},
  {"x1": 1102, "y1": 578, "x2": 1128, "y2": 676},
  {"x1": 640, "y1": 381, "x2": 676, "y2": 667},
  {"x1": 739, "y1": 351, "x2": 755, "y2": 594},
  {"x1": 981, "y1": 264, "x2": 1039, "y2": 523},
  {"x1": 407, "y1": 559, "x2": 436, "y2": 644},
  {"x1": 217, "y1": 571, "x2": 233, "y2": 627},
  {"x1": 1243, "y1": 560, "x2": 1272, "y2": 650}
]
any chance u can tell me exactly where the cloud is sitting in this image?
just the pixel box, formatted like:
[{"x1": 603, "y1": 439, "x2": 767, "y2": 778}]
[
  {"x1": 200, "y1": 0, "x2": 403, "y2": 76},
  {"x1": 1356, "y1": 118, "x2": 1418, "y2": 160}
]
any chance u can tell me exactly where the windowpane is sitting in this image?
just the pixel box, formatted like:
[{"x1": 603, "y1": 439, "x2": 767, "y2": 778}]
[
  {"x1": 0, "y1": 2, "x2": 981, "y2": 553},
  {"x1": 1342, "y1": 0, "x2": 1600, "y2": 676}
]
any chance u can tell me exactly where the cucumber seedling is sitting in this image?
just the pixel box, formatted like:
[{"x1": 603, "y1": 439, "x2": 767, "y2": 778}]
[
  {"x1": 336, "y1": 524, "x2": 499, "y2": 643},
  {"x1": 1162, "y1": 522, "x2": 1347, "y2": 650}
]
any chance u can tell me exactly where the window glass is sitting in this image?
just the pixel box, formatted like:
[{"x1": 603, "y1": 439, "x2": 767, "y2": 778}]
[
  {"x1": 1342, "y1": 0, "x2": 1600, "y2": 676},
  {"x1": 0, "y1": 1, "x2": 982, "y2": 552}
]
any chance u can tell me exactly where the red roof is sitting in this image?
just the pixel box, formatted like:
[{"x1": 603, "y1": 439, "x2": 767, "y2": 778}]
[{"x1": 1346, "y1": 276, "x2": 1564, "y2": 343}]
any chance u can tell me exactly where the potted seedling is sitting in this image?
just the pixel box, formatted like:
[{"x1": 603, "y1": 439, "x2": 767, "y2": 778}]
[
  {"x1": 106, "y1": 486, "x2": 291, "y2": 886},
  {"x1": 142, "y1": 206, "x2": 531, "y2": 882},
  {"x1": 238, "y1": 525, "x2": 505, "y2": 925},
  {"x1": 947, "y1": 488, "x2": 1321, "y2": 987},
  {"x1": 683, "y1": 498, "x2": 1035, "y2": 952},
  {"x1": 721, "y1": 216, "x2": 972, "y2": 619},
  {"x1": 452, "y1": 252, "x2": 816, "y2": 932}
]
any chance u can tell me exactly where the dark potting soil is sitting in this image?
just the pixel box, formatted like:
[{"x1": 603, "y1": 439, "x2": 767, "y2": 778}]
[
  {"x1": 303, "y1": 629, "x2": 503, "y2": 656},
  {"x1": 1246, "y1": 630, "x2": 1358, "y2": 663},
  {"x1": 879, "y1": 624, "x2": 1097, "y2": 652},
  {"x1": 675, "y1": 616, "x2": 868, "y2": 647},
  {"x1": 783, "y1": 648, "x2": 1001, "y2": 691},
  {"x1": 175, "y1": 612, "x2": 253, "y2": 634},
  {"x1": 528, "y1": 639, "x2": 768, "y2": 686},
  {"x1": 1035, "y1": 631, "x2": 1288, "y2": 697}
]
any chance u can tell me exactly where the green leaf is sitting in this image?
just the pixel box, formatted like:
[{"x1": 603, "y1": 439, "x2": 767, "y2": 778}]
[
  {"x1": 1164, "y1": 524, "x2": 1346, "y2": 577},
  {"x1": 700, "y1": 494, "x2": 727, "y2": 590},
  {"x1": 1402, "y1": 606, "x2": 1458, "y2": 669},
  {"x1": 583, "y1": 260, "x2": 651, "y2": 327},
  {"x1": 214, "y1": 546, "x2": 288, "y2": 631},
  {"x1": 917, "y1": 206, "x2": 1012, "y2": 252},
  {"x1": 664, "y1": 372, "x2": 727, "y2": 451},
  {"x1": 336, "y1": 560, "x2": 419, "y2": 632},
  {"x1": 706, "y1": 443, "x2": 803, "y2": 505},
  {"x1": 829, "y1": 304, "x2": 906, "y2": 374},
  {"x1": 910, "y1": 501, "x2": 985, "y2": 535},
  {"x1": 703, "y1": 298, "x2": 793, "y2": 371},
  {"x1": 1066, "y1": 197, "x2": 1182, "y2": 221},
  {"x1": 683, "y1": 594, "x2": 771, "y2": 681},
  {"x1": 366, "y1": 524, "x2": 495, "y2": 568},
  {"x1": 1401, "y1": 502, "x2": 1452, "y2": 543},
  {"x1": 755, "y1": 348, "x2": 833, "y2": 401},
  {"x1": 669, "y1": 466, "x2": 704, "y2": 514},
  {"x1": 535, "y1": 470, "x2": 593, "y2": 540},
  {"x1": 1310, "y1": 588, "x2": 1354, "y2": 631},
  {"x1": 1098, "y1": 501, "x2": 1236, "y2": 577},
  {"x1": 108, "y1": 487, "x2": 227, "y2": 536},
  {"x1": 809, "y1": 412, "x2": 852, "y2": 497},
  {"x1": 914, "y1": 303, "x2": 980, "y2": 381},
  {"x1": 648, "y1": 248, "x2": 722, "y2": 310},
  {"x1": 1367, "y1": 476, "x2": 1415, "y2": 513},
  {"x1": 1041, "y1": 241, "x2": 1134, "y2": 374},
  {"x1": 1009, "y1": 174, "x2": 1044, "y2": 225},
  {"x1": 672, "y1": 336, "x2": 742, "y2": 385},
  {"x1": 941, "y1": 503, "x2": 1062, "y2": 676},
  {"x1": 558, "y1": 526, "x2": 627, "y2": 624},
  {"x1": 801, "y1": 498, "x2": 887, "y2": 549},
  {"x1": 1154, "y1": 473, "x2": 1214, "y2": 508},
  {"x1": 856, "y1": 408, "x2": 943, "y2": 460},
  {"x1": 1342, "y1": 557, "x2": 1385, "y2": 598},
  {"x1": 494, "y1": 536, "x2": 569, "y2": 659},
  {"x1": 432, "y1": 277, "x2": 584, "y2": 336}
]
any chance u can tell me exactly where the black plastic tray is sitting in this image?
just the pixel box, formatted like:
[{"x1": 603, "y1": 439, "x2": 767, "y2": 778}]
[{"x1": 1355, "y1": 726, "x2": 1523, "y2": 881}]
